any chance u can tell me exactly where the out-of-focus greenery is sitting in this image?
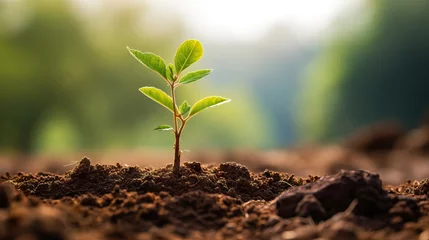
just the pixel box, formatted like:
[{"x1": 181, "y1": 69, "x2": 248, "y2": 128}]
[
  {"x1": 6, "y1": 0, "x2": 427, "y2": 151},
  {"x1": 0, "y1": 0, "x2": 271, "y2": 153},
  {"x1": 205, "y1": 29, "x2": 317, "y2": 147},
  {"x1": 300, "y1": 1, "x2": 429, "y2": 141}
]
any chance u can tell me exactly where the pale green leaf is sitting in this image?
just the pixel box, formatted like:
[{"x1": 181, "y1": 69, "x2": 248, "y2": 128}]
[
  {"x1": 174, "y1": 39, "x2": 203, "y2": 74},
  {"x1": 189, "y1": 96, "x2": 231, "y2": 117},
  {"x1": 166, "y1": 64, "x2": 175, "y2": 82},
  {"x1": 179, "y1": 100, "x2": 191, "y2": 115},
  {"x1": 127, "y1": 47, "x2": 167, "y2": 79},
  {"x1": 154, "y1": 125, "x2": 174, "y2": 131},
  {"x1": 179, "y1": 69, "x2": 212, "y2": 84},
  {"x1": 139, "y1": 87, "x2": 174, "y2": 112}
]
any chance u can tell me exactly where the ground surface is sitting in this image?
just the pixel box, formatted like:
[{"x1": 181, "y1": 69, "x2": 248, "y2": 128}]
[
  {"x1": 2, "y1": 123, "x2": 429, "y2": 239},
  {"x1": 1, "y1": 159, "x2": 429, "y2": 240}
]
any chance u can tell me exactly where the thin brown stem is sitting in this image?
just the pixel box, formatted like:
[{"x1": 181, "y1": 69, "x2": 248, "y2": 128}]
[
  {"x1": 173, "y1": 133, "x2": 181, "y2": 176},
  {"x1": 171, "y1": 77, "x2": 181, "y2": 176},
  {"x1": 178, "y1": 119, "x2": 187, "y2": 136}
]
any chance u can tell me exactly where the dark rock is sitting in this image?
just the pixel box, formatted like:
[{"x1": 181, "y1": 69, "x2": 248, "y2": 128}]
[{"x1": 276, "y1": 170, "x2": 392, "y2": 221}]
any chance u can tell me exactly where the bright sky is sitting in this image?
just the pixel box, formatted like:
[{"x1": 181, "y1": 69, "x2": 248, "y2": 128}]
[{"x1": 146, "y1": 0, "x2": 353, "y2": 42}]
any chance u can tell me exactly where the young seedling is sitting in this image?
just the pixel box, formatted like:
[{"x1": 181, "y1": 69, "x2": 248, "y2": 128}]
[{"x1": 127, "y1": 39, "x2": 231, "y2": 176}]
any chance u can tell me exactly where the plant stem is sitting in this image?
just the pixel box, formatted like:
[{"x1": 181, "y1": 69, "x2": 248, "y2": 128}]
[
  {"x1": 173, "y1": 130, "x2": 181, "y2": 176},
  {"x1": 170, "y1": 80, "x2": 180, "y2": 176}
]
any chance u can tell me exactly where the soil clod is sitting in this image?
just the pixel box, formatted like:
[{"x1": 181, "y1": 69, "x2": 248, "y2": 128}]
[
  {"x1": 219, "y1": 162, "x2": 251, "y2": 180},
  {"x1": 275, "y1": 170, "x2": 393, "y2": 220}
]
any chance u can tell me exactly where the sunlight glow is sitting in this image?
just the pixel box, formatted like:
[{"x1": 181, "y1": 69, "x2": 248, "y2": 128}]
[{"x1": 147, "y1": 0, "x2": 351, "y2": 42}]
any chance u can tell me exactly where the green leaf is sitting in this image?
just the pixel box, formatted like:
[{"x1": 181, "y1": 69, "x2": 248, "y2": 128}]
[
  {"x1": 127, "y1": 47, "x2": 167, "y2": 79},
  {"x1": 189, "y1": 96, "x2": 231, "y2": 117},
  {"x1": 154, "y1": 125, "x2": 174, "y2": 131},
  {"x1": 174, "y1": 39, "x2": 203, "y2": 74},
  {"x1": 139, "y1": 87, "x2": 174, "y2": 112},
  {"x1": 179, "y1": 100, "x2": 191, "y2": 115},
  {"x1": 166, "y1": 64, "x2": 175, "y2": 82},
  {"x1": 179, "y1": 69, "x2": 212, "y2": 84}
]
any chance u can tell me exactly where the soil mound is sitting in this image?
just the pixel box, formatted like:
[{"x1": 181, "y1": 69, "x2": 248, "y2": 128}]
[{"x1": 8, "y1": 158, "x2": 302, "y2": 202}]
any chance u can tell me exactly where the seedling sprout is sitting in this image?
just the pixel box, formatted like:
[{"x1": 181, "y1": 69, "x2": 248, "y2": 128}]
[{"x1": 127, "y1": 39, "x2": 230, "y2": 176}]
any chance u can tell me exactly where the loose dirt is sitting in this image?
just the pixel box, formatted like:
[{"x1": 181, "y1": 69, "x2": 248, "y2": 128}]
[{"x1": 1, "y1": 157, "x2": 429, "y2": 240}]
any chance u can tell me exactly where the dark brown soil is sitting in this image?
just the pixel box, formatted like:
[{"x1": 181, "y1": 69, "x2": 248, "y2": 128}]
[
  {"x1": 8, "y1": 159, "x2": 303, "y2": 202},
  {"x1": 2, "y1": 158, "x2": 429, "y2": 240}
]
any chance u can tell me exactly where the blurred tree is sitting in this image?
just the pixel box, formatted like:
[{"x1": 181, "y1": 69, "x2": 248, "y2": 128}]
[
  {"x1": 0, "y1": 0, "x2": 271, "y2": 153},
  {"x1": 299, "y1": 0, "x2": 429, "y2": 141},
  {"x1": 0, "y1": 0, "x2": 180, "y2": 152}
]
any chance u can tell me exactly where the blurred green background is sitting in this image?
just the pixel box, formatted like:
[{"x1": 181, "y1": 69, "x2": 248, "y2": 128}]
[{"x1": 0, "y1": 0, "x2": 428, "y2": 155}]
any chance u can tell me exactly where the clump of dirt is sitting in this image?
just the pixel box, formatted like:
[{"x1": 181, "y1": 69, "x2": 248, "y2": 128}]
[
  {"x1": 275, "y1": 170, "x2": 394, "y2": 220},
  {"x1": 8, "y1": 158, "x2": 303, "y2": 202},
  {"x1": 275, "y1": 169, "x2": 423, "y2": 238}
]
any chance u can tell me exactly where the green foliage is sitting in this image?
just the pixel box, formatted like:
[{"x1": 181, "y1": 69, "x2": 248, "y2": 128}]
[
  {"x1": 166, "y1": 64, "x2": 175, "y2": 82},
  {"x1": 154, "y1": 125, "x2": 173, "y2": 131},
  {"x1": 174, "y1": 39, "x2": 203, "y2": 74},
  {"x1": 0, "y1": 0, "x2": 269, "y2": 153},
  {"x1": 0, "y1": 0, "x2": 188, "y2": 153},
  {"x1": 189, "y1": 96, "x2": 231, "y2": 118},
  {"x1": 128, "y1": 48, "x2": 167, "y2": 79},
  {"x1": 300, "y1": 0, "x2": 429, "y2": 141},
  {"x1": 139, "y1": 87, "x2": 175, "y2": 112},
  {"x1": 129, "y1": 39, "x2": 230, "y2": 173},
  {"x1": 179, "y1": 101, "x2": 191, "y2": 115},
  {"x1": 179, "y1": 69, "x2": 212, "y2": 84}
]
